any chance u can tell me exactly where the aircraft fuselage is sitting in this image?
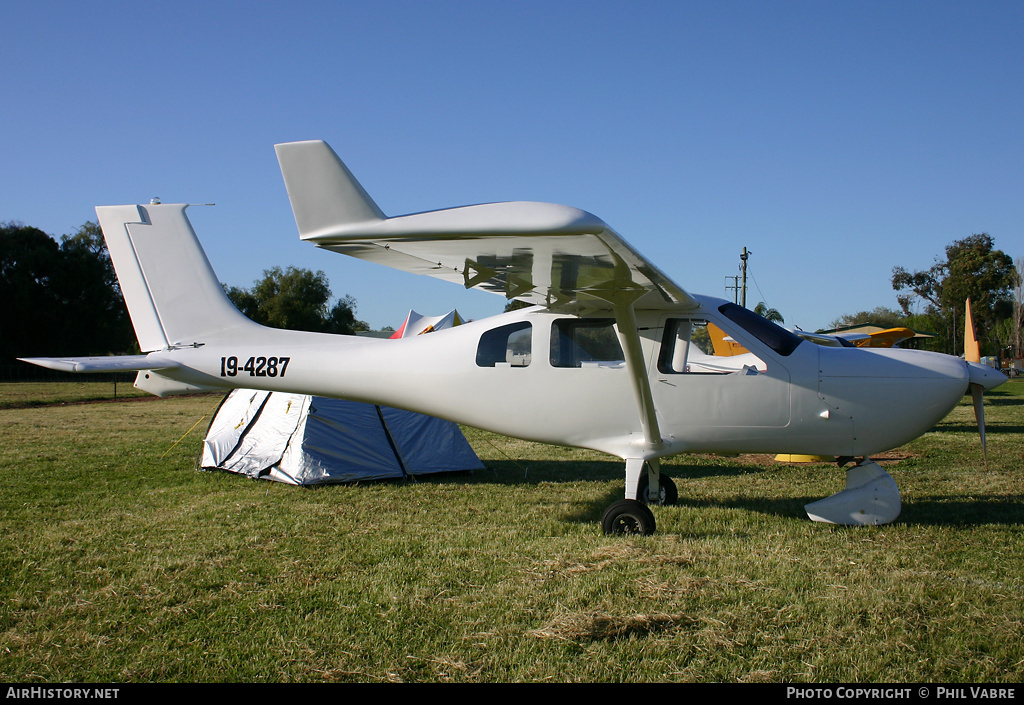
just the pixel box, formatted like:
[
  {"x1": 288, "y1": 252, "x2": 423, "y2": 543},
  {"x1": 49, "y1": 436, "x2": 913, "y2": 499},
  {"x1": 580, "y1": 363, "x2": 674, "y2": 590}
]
[{"x1": 143, "y1": 295, "x2": 979, "y2": 463}]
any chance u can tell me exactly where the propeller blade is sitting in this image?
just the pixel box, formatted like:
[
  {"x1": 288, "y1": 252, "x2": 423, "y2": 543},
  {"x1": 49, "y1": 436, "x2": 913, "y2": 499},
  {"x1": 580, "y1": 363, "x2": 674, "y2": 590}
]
[
  {"x1": 970, "y1": 382, "x2": 988, "y2": 470},
  {"x1": 966, "y1": 360, "x2": 1006, "y2": 470}
]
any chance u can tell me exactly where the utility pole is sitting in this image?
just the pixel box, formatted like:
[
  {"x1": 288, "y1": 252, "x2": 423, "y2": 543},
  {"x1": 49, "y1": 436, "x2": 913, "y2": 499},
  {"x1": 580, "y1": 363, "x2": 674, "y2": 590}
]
[
  {"x1": 740, "y1": 247, "x2": 750, "y2": 308},
  {"x1": 725, "y1": 275, "x2": 740, "y2": 304}
]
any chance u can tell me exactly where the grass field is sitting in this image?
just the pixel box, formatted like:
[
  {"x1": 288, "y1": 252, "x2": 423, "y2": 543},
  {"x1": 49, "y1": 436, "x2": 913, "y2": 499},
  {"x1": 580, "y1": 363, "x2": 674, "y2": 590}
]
[{"x1": 1, "y1": 380, "x2": 1022, "y2": 683}]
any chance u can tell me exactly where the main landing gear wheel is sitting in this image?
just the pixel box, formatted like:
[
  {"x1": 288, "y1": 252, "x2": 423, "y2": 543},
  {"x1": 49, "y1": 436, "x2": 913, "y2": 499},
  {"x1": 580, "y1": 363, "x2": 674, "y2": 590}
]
[
  {"x1": 601, "y1": 499, "x2": 656, "y2": 535},
  {"x1": 637, "y1": 472, "x2": 678, "y2": 506}
]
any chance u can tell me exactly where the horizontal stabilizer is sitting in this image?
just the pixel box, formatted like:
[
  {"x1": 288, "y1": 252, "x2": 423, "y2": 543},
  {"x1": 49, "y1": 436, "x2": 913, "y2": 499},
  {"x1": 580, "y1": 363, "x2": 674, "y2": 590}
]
[
  {"x1": 18, "y1": 355, "x2": 178, "y2": 374},
  {"x1": 275, "y1": 140, "x2": 385, "y2": 240}
]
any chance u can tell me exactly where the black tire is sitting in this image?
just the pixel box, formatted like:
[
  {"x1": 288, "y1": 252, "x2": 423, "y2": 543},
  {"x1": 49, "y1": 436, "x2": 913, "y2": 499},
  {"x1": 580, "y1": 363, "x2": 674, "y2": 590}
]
[
  {"x1": 601, "y1": 499, "x2": 657, "y2": 535},
  {"x1": 637, "y1": 472, "x2": 678, "y2": 506}
]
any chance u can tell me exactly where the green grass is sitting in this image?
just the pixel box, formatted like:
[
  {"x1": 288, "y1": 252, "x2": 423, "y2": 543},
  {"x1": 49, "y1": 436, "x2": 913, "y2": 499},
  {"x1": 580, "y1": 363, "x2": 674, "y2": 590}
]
[
  {"x1": 1, "y1": 381, "x2": 1022, "y2": 682},
  {"x1": 0, "y1": 380, "x2": 149, "y2": 409}
]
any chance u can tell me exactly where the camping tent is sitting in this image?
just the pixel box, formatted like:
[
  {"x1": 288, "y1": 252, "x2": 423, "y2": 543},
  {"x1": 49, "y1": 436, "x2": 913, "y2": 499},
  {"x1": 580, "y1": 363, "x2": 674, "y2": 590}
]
[
  {"x1": 390, "y1": 309, "x2": 464, "y2": 338},
  {"x1": 200, "y1": 389, "x2": 484, "y2": 485}
]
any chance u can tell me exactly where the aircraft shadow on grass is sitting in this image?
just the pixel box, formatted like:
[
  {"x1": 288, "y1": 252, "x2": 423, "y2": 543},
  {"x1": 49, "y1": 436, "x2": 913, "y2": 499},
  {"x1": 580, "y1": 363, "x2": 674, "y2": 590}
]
[
  {"x1": 416, "y1": 458, "x2": 812, "y2": 526},
  {"x1": 978, "y1": 389, "x2": 1024, "y2": 407},
  {"x1": 408, "y1": 459, "x2": 1024, "y2": 529},
  {"x1": 930, "y1": 422, "x2": 1024, "y2": 435},
  {"x1": 892, "y1": 496, "x2": 1024, "y2": 527}
]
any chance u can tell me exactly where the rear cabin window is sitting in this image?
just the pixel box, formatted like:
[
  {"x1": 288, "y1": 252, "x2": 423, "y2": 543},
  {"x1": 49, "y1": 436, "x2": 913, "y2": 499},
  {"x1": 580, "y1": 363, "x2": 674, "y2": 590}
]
[
  {"x1": 550, "y1": 319, "x2": 625, "y2": 368},
  {"x1": 476, "y1": 322, "x2": 532, "y2": 367}
]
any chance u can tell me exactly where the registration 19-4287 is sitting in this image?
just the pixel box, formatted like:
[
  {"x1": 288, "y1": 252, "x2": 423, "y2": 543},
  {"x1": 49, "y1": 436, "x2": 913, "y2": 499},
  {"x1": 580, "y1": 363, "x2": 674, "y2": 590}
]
[{"x1": 220, "y1": 356, "x2": 290, "y2": 378}]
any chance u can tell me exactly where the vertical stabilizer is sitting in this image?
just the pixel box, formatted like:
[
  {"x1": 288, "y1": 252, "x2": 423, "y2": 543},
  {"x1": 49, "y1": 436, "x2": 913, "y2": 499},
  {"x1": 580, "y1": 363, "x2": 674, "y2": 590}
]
[
  {"x1": 96, "y1": 203, "x2": 258, "y2": 352},
  {"x1": 275, "y1": 140, "x2": 385, "y2": 240}
]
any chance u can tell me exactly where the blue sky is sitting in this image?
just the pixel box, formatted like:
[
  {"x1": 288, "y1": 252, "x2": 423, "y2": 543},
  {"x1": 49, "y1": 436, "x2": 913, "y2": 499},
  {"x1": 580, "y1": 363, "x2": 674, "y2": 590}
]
[{"x1": 3, "y1": 1, "x2": 1022, "y2": 331}]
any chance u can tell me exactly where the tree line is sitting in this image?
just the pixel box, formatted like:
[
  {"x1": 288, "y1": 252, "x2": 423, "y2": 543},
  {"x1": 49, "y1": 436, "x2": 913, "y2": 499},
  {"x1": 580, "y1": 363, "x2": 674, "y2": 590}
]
[
  {"x1": 835, "y1": 234, "x2": 1020, "y2": 358},
  {"x1": 1, "y1": 221, "x2": 135, "y2": 368},
  {"x1": 225, "y1": 266, "x2": 366, "y2": 335},
  {"x1": 1, "y1": 221, "x2": 364, "y2": 372}
]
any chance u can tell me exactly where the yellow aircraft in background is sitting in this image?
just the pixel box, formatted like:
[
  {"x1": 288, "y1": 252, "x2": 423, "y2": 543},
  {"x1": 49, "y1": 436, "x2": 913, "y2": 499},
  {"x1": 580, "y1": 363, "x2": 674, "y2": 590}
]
[{"x1": 708, "y1": 322, "x2": 916, "y2": 356}]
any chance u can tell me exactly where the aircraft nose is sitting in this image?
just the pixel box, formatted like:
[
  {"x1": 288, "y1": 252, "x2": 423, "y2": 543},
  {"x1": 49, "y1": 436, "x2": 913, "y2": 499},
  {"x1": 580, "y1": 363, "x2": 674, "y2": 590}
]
[
  {"x1": 967, "y1": 361, "x2": 1007, "y2": 391},
  {"x1": 815, "y1": 347, "x2": 997, "y2": 456}
]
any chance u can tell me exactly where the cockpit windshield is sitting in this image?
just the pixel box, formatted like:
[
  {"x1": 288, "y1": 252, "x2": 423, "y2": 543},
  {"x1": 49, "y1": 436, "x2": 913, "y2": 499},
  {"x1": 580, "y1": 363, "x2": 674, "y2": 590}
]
[{"x1": 717, "y1": 302, "x2": 803, "y2": 357}]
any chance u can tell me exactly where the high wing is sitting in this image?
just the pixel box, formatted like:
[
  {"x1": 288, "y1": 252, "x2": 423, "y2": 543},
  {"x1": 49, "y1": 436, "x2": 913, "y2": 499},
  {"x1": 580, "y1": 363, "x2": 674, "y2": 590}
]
[{"x1": 275, "y1": 140, "x2": 697, "y2": 314}]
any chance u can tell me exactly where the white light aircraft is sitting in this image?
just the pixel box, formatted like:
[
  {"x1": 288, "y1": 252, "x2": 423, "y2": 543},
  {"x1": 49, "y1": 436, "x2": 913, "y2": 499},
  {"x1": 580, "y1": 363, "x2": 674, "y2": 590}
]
[{"x1": 21, "y1": 140, "x2": 1007, "y2": 535}]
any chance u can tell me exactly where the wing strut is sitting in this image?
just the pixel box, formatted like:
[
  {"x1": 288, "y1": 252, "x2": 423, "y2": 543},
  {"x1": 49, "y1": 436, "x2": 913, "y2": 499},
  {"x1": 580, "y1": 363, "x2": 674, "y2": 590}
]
[
  {"x1": 611, "y1": 300, "x2": 664, "y2": 454},
  {"x1": 584, "y1": 282, "x2": 666, "y2": 502}
]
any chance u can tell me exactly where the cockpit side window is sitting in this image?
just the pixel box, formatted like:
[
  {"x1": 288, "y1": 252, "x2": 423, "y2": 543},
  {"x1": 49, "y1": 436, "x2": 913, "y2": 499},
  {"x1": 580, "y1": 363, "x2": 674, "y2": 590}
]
[
  {"x1": 476, "y1": 322, "x2": 532, "y2": 367},
  {"x1": 659, "y1": 319, "x2": 701, "y2": 373},
  {"x1": 659, "y1": 317, "x2": 767, "y2": 375}
]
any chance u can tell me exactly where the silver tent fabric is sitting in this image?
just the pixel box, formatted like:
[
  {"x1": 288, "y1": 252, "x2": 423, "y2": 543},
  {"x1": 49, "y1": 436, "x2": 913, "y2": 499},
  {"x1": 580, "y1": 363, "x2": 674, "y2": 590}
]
[{"x1": 200, "y1": 389, "x2": 484, "y2": 485}]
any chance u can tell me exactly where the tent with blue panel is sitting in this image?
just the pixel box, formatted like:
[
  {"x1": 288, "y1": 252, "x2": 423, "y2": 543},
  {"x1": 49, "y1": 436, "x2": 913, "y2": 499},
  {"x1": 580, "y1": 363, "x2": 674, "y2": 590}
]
[{"x1": 200, "y1": 389, "x2": 484, "y2": 485}]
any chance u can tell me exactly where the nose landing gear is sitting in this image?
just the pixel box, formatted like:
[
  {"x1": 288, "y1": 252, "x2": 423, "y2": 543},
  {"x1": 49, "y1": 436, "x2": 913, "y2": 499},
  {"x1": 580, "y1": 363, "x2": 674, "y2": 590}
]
[{"x1": 804, "y1": 458, "x2": 901, "y2": 526}]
